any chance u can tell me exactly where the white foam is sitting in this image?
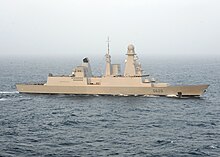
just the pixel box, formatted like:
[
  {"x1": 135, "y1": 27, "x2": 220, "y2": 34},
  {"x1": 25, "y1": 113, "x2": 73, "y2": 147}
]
[
  {"x1": 0, "y1": 98, "x2": 7, "y2": 101},
  {"x1": 118, "y1": 94, "x2": 129, "y2": 97},
  {"x1": 0, "y1": 91, "x2": 19, "y2": 94},
  {"x1": 143, "y1": 95, "x2": 160, "y2": 98},
  {"x1": 209, "y1": 145, "x2": 216, "y2": 149},
  {"x1": 166, "y1": 95, "x2": 178, "y2": 98}
]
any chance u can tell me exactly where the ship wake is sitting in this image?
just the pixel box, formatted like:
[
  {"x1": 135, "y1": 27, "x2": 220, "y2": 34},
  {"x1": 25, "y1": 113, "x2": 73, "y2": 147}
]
[{"x1": 0, "y1": 91, "x2": 19, "y2": 94}]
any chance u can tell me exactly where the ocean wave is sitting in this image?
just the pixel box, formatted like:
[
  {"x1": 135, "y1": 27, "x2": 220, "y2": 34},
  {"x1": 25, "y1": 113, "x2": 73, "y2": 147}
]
[
  {"x1": 0, "y1": 98, "x2": 8, "y2": 101},
  {"x1": 17, "y1": 98, "x2": 32, "y2": 102},
  {"x1": 166, "y1": 94, "x2": 178, "y2": 98},
  {"x1": 0, "y1": 91, "x2": 19, "y2": 94},
  {"x1": 143, "y1": 95, "x2": 160, "y2": 98}
]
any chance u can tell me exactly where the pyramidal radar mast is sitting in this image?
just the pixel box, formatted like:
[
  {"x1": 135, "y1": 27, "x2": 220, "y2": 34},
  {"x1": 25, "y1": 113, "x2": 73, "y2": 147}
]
[{"x1": 105, "y1": 37, "x2": 112, "y2": 76}]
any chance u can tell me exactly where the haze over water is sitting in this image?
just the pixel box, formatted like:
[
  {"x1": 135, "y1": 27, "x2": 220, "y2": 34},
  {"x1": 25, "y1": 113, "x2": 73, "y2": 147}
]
[{"x1": 0, "y1": 0, "x2": 220, "y2": 58}]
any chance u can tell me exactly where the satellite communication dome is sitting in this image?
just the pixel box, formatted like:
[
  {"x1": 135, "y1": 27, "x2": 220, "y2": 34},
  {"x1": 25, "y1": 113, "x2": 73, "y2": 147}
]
[
  {"x1": 128, "y1": 44, "x2": 135, "y2": 51},
  {"x1": 127, "y1": 44, "x2": 135, "y2": 55}
]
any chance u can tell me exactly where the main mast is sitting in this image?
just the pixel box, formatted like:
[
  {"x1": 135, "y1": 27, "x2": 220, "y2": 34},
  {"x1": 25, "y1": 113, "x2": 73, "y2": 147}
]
[
  {"x1": 105, "y1": 37, "x2": 112, "y2": 76},
  {"x1": 124, "y1": 44, "x2": 136, "y2": 76}
]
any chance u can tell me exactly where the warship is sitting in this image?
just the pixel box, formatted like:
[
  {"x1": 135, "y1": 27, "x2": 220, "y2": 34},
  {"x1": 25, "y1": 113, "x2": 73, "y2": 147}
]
[{"x1": 16, "y1": 41, "x2": 209, "y2": 97}]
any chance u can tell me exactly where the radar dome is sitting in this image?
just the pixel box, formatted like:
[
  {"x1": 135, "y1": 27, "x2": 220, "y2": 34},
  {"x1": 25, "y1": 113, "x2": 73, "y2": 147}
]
[{"x1": 128, "y1": 44, "x2": 135, "y2": 51}]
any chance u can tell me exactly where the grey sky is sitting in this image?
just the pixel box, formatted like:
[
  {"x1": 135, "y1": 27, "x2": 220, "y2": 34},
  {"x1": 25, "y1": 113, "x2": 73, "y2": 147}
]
[{"x1": 0, "y1": 0, "x2": 219, "y2": 57}]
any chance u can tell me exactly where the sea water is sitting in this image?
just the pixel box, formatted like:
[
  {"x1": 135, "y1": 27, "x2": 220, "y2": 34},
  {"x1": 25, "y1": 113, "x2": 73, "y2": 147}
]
[{"x1": 0, "y1": 56, "x2": 220, "y2": 156}]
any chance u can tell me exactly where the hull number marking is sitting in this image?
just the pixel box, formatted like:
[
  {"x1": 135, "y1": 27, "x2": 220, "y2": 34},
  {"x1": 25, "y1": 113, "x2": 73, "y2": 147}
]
[{"x1": 153, "y1": 89, "x2": 164, "y2": 93}]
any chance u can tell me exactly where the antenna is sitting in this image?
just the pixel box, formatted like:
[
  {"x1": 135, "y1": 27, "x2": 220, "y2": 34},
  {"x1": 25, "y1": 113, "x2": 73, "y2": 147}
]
[
  {"x1": 105, "y1": 36, "x2": 112, "y2": 76},
  {"x1": 107, "y1": 36, "x2": 110, "y2": 55}
]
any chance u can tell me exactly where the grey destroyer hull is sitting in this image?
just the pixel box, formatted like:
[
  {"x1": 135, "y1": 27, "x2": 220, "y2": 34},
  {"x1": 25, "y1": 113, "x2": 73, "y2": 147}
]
[{"x1": 16, "y1": 84, "x2": 209, "y2": 97}]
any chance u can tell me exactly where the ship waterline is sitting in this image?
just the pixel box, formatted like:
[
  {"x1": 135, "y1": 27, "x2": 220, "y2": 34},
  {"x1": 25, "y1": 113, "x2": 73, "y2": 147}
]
[
  {"x1": 16, "y1": 43, "x2": 209, "y2": 97},
  {"x1": 16, "y1": 84, "x2": 208, "y2": 97}
]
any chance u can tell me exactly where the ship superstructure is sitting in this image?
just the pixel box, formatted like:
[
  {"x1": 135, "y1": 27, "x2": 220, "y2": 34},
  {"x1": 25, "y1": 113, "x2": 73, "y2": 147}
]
[{"x1": 16, "y1": 41, "x2": 209, "y2": 97}]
